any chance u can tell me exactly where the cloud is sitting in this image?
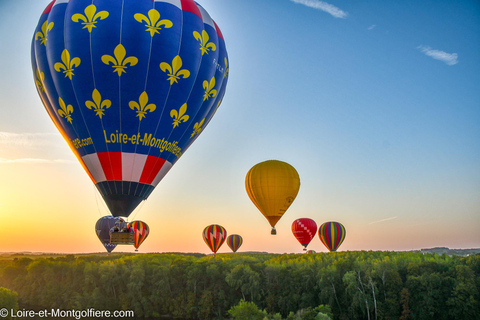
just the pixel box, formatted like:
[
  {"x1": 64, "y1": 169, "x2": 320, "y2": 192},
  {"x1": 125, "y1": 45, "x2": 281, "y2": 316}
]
[
  {"x1": 417, "y1": 46, "x2": 458, "y2": 65},
  {"x1": 0, "y1": 158, "x2": 74, "y2": 164},
  {"x1": 290, "y1": 0, "x2": 348, "y2": 19},
  {"x1": 0, "y1": 132, "x2": 58, "y2": 147},
  {"x1": 369, "y1": 216, "x2": 398, "y2": 225},
  {"x1": 368, "y1": 24, "x2": 376, "y2": 30}
]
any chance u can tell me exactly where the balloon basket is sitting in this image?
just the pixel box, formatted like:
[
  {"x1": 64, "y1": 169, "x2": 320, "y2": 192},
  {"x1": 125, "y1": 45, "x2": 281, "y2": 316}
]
[
  {"x1": 110, "y1": 232, "x2": 135, "y2": 245},
  {"x1": 271, "y1": 228, "x2": 276, "y2": 235}
]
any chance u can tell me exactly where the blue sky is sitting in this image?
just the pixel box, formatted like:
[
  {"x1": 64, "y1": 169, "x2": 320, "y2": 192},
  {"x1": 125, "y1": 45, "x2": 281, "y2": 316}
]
[{"x1": 0, "y1": 0, "x2": 479, "y2": 253}]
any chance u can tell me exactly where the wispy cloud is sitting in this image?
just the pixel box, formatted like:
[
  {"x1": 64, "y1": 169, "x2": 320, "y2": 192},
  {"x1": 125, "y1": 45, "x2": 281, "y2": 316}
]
[
  {"x1": 0, "y1": 158, "x2": 74, "y2": 164},
  {"x1": 368, "y1": 24, "x2": 376, "y2": 30},
  {"x1": 0, "y1": 132, "x2": 58, "y2": 147},
  {"x1": 369, "y1": 216, "x2": 398, "y2": 225},
  {"x1": 417, "y1": 46, "x2": 458, "y2": 65},
  {"x1": 290, "y1": 0, "x2": 348, "y2": 19}
]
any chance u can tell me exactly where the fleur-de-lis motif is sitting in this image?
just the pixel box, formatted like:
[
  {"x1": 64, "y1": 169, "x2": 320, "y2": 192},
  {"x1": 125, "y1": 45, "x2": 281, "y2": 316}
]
[
  {"x1": 35, "y1": 68, "x2": 45, "y2": 93},
  {"x1": 129, "y1": 91, "x2": 156, "y2": 121},
  {"x1": 58, "y1": 97, "x2": 74, "y2": 124},
  {"x1": 170, "y1": 103, "x2": 189, "y2": 128},
  {"x1": 35, "y1": 20, "x2": 54, "y2": 46},
  {"x1": 224, "y1": 58, "x2": 229, "y2": 79},
  {"x1": 101, "y1": 44, "x2": 138, "y2": 76},
  {"x1": 160, "y1": 55, "x2": 190, "y2": 85},
  {"x1": 134, "y1": 9, "x2": 173, "y2": 37},
  {"x1": 71, "y1": 4, "x2": 109, "y2": 33},
  {"x1": 203, "y1": 76, "x2": 217, "y2": 101},
  {"x1": 191, "y1": 118, "x2": 205, "y2": 138},
  {"x1": 85, "y1": 89, "x2": 111, "y2": 119},
  {"x1": 193, "y1": 30, "x2": 216, "y2": 55},
  {"x1": 54, "y1": 49, "x2": 81, "y2": 80}
]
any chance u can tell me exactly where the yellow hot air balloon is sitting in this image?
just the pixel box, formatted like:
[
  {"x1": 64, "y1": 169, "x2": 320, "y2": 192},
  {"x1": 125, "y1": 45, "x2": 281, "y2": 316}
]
[{"x1": 245, "y1": 160, "x2": 300, "y2": 235}]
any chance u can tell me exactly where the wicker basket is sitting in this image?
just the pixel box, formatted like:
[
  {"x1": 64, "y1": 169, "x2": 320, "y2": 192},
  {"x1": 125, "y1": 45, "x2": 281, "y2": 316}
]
[{"x1": 110, "y1": 232, "x2": 135, "y2": 245}]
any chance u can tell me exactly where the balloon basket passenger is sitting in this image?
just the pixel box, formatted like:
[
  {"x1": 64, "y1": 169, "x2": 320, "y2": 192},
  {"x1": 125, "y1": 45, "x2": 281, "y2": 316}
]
[{"x1": 109, "y1": 218, "x2": 135, "y2": 245}]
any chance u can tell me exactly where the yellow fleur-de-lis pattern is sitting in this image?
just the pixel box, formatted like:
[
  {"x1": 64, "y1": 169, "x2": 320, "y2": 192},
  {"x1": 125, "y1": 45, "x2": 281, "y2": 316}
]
[
  {"x1": 35, "y1": 68, "x2": 45, "y2": 93},
  {"x1": 170, "y1": 103, "x2": 189, "y2": 128},
  {"x1": 203, "y1": 76, "x2": 217, "y2": 101},
  {"x1": 58, "y1": 97, "x2": 74, "y2": 124},
  {"x1": 134, "y1": 9, "x2": 173, "y2": 37},
  {"x1": 33, "y1": 1, "x2": 228, "y2": 161},
  {"x1": 129, "y1": 91, "x2": 156, "y2": 121},
  {"x1": 101, "y1": 44, "x2": 138, "y2": 76},
  {"x1": 85, "y1": 89, "x2": 111, "y2": 119},
  {"x1": 193, "y1": 30, "x2": 216, "y2": 55},
  {"x1": 224, "y1": 58, "x2": 229, "y2": 79},
  {"x1": 191, "y1": 118, "x2": 205, "y2": 138},
  {"x1": 160, "y1": 55, "x2": 191, "y2": 85},
  {"x1": 35, "y1": 20, "x2": 54, "y2": 46},
  {"x1": 71, "y1": 4, "x2": 109, "y2": 33},
  {"x1": 54, "y1": 49, "x2": 81, "y2": 80}
]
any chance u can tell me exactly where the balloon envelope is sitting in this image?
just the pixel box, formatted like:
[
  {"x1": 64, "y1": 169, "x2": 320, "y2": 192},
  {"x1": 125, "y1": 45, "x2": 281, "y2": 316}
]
[
  {"x1": 95, "y1": 216, "x2": 119, "y2": 253},
  {"x1": 203, "y1": 224, "x2": 226, "y2": 254},
  {"x1": 245, "y1": 160, "x2": 300, "y2": 234},
  {"x1": 32, "y1": 0, "x2": 229, "y2": 217},
  {"x1": 318, "y1": 221, "x2": 346, "y2": 252},
  {"x1": 128, "y1": 220, "x2": 150, "y2": 250},
  {"x1": 226, "y1": 234, "x2": 243, "y2": 253},
  {"x1": 292, "y1": 218, "x2": 317, "y2": 250}
]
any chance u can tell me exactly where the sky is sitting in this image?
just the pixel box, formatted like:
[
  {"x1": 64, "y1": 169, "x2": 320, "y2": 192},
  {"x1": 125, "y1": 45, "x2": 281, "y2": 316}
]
[{"x1": 0, "y1": 0, "x2": 479, "y2": 254}]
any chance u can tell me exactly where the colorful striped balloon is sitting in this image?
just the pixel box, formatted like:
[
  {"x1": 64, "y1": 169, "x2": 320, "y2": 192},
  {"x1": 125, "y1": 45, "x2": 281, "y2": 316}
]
[
  {"x1": 203, "y1": 224, "x2": 226, "y2": 255},
  {"x1": 291, "y1": 218, "x2": 317, "y2": 250},
  {"x1": 226, "y1": 234, "x2": 243, "y2": 253},
  {"x1": 318, "y1": 221, "x2": 346, "y2": 252},
  {"x1": 128, "y1": 220, "x2": 150, "y2": 251}
]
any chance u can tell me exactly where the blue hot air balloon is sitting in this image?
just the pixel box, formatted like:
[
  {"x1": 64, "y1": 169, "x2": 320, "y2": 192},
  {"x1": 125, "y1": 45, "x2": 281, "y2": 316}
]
[
  {"x1": 95, "y1": 216, "x2": 119, "y2": 253},
  {"x1": 32, "y1": 0, "x2": 229, "y2": 217}
]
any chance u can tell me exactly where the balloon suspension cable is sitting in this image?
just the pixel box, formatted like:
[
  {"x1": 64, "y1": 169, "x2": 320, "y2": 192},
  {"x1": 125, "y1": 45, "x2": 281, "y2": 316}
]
[
  {"x1": 271, "y1": 227, "x2": 277, "y2": 235},
  {"x1": 129, "y1": 200, "x2": 146, "y2": 222},
  {"x1": 93, "y1": 185, "x2": 107, "y2": 217}
]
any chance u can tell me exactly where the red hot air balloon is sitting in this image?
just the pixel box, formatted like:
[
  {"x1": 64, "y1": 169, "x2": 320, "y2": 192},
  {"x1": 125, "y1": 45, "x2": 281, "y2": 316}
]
[
  {"x1": 318, "y1": 221, "x2": 346, "y2": 252},
  {"x1": 128, "y1": 220, "x2": 150, "y2": 251},
  {"x1": 291, "y1": 218, "x2": 317, "y2": 251},
  {"x1": 203, "y1": 224, "x2": 226, "y2": 255},
  {"x1": 226, "y1": 234, "x2": 243, "y2": 253}
]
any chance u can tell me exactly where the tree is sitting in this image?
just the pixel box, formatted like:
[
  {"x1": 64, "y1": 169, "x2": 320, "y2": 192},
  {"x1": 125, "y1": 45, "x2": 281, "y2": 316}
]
[
  {"x1": 0, "y1": 287, "x2": 18, "y2": 320},
  {"x1": 228, "y1": 299, "x2": 267, "y2": 320}
]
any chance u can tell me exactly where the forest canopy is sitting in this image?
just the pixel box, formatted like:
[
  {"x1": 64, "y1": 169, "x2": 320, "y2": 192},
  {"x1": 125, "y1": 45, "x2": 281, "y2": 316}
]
[{"x1": 0, "y1": 251, "x2": 478, "y2": 320}]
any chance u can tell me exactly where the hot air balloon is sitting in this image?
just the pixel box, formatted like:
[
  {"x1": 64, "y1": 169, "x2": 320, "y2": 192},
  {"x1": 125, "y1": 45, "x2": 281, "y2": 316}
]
[
  {"x1": 128, "y1": 220, "x2": 150, "y2": 251},
  {"x1": 291, "y1": 218, "x2": 317, "y2": 251},
  {"x1": 245, "y1": 160, "x2": 300, "y2": 234},
  {"x1": 32, "y1": 0, "x2": 229, "y2": 218},
  {"x1": 203, "y1": 224, "x2": 226, "y2": 255},
  {"x1": 318, "y1": 221, "x2": 346, "y2": 252},
  {"x1": 226, "y1": 234, "x2": 243, "y2": 253},
  {"x1": 95, "y1": 216, "x2": 119, "y2": 253},
  {"x1": 306, "y1": 250, "x2": 316, "y2": 254}
]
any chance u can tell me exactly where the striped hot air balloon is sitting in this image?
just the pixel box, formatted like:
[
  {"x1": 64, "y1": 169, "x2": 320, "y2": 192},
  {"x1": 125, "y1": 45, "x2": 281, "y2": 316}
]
[
  {"x1": 31, "y1": 0, "x2": 228, "y2": 218},
  {"x1": 291, "y1": 218, "x2": 317, "y2": 251},
  {"x1": 226, "y1": 234, "x2": 243, "y2": 253},
  {"x1": 203, "y1": 224, "x2": 226, "y2": 255},
  {"x1": 128, "y1": 220, "x2": 150, "y2": 251},
  {"x1": 318, "y1": 221, "x2": 346, "y2": 252}
]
